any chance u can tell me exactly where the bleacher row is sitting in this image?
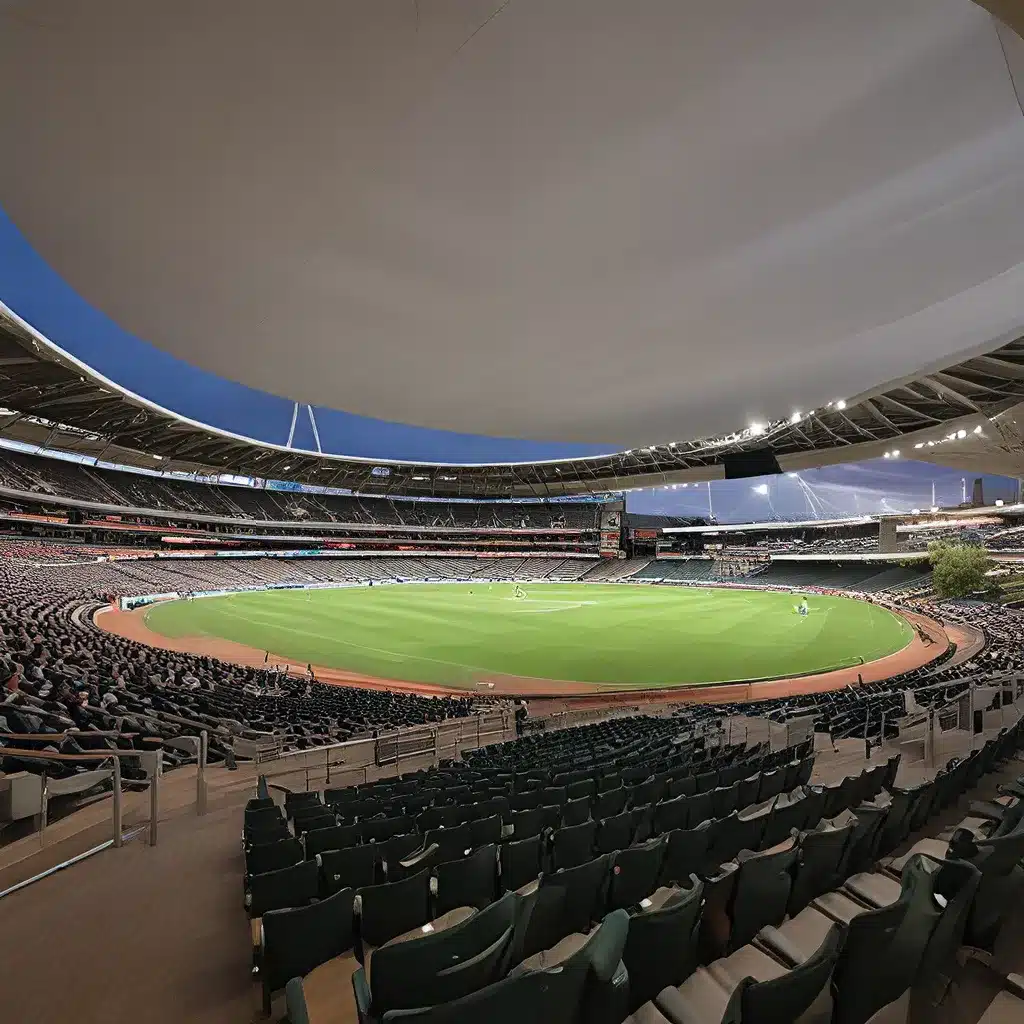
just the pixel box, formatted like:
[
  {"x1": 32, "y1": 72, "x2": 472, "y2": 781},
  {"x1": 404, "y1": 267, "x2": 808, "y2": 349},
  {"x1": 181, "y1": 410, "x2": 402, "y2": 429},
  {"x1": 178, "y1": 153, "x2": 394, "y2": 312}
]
[
  {"x1": 243, "y1": 716, "x2": 1024, "y2": 1024},
  {"x1": 0, "y1": 449, "x2": 602, "y2": 528},
  {"x1": 631, "y1": 560, "x2": 926, "y2": 594}
]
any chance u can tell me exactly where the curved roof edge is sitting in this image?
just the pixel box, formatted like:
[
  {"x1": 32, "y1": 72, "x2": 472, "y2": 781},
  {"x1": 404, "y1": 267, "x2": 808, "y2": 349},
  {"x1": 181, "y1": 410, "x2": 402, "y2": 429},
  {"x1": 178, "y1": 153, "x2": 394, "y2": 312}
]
[{"x1": 2, "y1": 301, "x2": 1024, "y2": 498}]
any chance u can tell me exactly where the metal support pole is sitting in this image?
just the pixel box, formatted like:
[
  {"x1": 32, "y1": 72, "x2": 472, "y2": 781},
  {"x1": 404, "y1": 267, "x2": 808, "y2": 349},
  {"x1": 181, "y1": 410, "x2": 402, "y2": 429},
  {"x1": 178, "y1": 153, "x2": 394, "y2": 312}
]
[
  {"x1": 112, "y1": 757, "x2": 123, "y2": 848},
  {"x1": 38, "y1": 773, "x2": 48, "y2": 846},
  {"x1": 149, "y1": 750, "x2": 161, "y2": 847},
  {"x1": 197, "y1": 731, "x2": 208, "y2": 816},
  {"x1": 969, "y1": 683, "x2": 976, "y2": 751}
]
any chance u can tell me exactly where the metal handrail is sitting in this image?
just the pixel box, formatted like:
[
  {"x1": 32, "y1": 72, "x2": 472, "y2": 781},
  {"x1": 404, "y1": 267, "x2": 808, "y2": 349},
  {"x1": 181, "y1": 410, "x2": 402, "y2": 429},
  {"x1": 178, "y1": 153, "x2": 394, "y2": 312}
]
[
  {"x1": 0, "y1": 745, "x2": 161, "y2": 849},
  {"x1": 1, "y1": 728, "x2": 209, "y2": 850}
]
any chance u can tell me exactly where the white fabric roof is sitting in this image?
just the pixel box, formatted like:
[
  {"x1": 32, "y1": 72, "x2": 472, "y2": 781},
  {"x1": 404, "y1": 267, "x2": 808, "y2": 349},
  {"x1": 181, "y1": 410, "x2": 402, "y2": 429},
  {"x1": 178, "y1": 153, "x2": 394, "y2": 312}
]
[{"x1": 1, "y1": 1, "x2": 1023, "y2": 448}]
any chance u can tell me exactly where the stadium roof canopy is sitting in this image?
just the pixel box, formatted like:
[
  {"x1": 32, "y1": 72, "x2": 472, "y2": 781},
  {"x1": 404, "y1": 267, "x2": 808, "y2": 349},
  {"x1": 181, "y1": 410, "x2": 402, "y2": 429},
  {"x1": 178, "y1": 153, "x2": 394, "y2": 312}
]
[
  {"x1": 6, "y1": 302, "x2": 1024, "y2": 497},
  {"x1": 0, "y1": 1, "x2": 1023, "y2": 495}
]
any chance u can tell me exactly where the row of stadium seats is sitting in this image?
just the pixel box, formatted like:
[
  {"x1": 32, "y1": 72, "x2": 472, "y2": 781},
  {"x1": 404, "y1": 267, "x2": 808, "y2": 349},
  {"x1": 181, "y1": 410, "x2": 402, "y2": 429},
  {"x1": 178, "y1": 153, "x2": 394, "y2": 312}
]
[
  {"x1": 0, "y1": 448, "x2": 604, "y2": 527},
  {"x1": 254, "y1": 717, "x2": 1024, "y2": 1023}
]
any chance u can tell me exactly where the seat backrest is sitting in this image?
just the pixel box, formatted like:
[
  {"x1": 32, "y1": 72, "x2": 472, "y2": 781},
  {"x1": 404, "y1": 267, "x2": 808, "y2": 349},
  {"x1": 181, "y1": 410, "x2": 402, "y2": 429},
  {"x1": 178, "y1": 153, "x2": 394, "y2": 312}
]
[
  {"x1": 540, "y1": 853, "x2": 612, "y2": 936},
  {"x1": 470, "y1": 813, "x2": 502, "y2": 848},
  {"x1": 541, "y1": 786, "x2": 567, "y2": 806},
  {"x1": 261, "y1": 887, "x2": 355, "y2": 995},
  {"x1": 593, "y1": 786, "x2": 627, "y2": 819},
  {"x1": 362, "y1": 814, "x2": 413, "y2": 844},
  {"x1": 916, "y1": 859, "x2": 981, "y2": 996},
  {"x1": 695, "y1": 770, "x2": 719, "y2": 794},
  {"x1": 668, "y1": 774, "x2": 697, "y2": 799},
  {"x1": 551, "y1": 820, "x2": 597, "y2": 871},
  {"x1": 425, "y1": 822, "x2": 474, "y2": 862},
  {"x1": 356, "y1": 869, "x2": 433, "y2": 949},
  {"x1": 686, "y1": 790, "x2": 714, "y2": 829},
  {"x1": 510, "y1": 807, "x2": 544, "y2": 841},
  {"x1": 594, "y1": 811, "x2": 633, "y2": 856},
  {"x1": 832, "y1": 855, "x2": 942, "y2": 1024},
  {"x1": 245, "y1": 805, "x2": 283, "y2": 828},
  {"x1": 710, "y1": 783, "x2": 741, "y2": 820},
  {"x1": 653, "y1": 794, "x2": 690, "y2": 835},
  {"x1": 728, "y1": 839, "x2": 799, "y2": 950},
  {"x1": 788, "y1": 816, "x2": 857, "y2": 915},
  {"x1": 623, "y1": 876, "x2": 704, "y2": 1011},
  {"x1": 738, "y1": 920, "x2": 844, "y2": 1024},
  {"x1": 383, "y1": 960, "x2": 590, "y2": 1024},
  {"x1": 757, "y1": 768, "x2": 785, "y2": 804},
  {"x1": 246, "y1": 837, "x2": 303, "y2": 878},
  {"x1": 761, "y1": 795, "x2": 811, "y2": 849},
  {"x1": 434, "y1": 844, "x2": 499, "y2": 915},
  {"x1": 509, "y1": 789, "x2": 543, "y2": 812},
  {"x1": 561, "y1": 796, "x2": 591, "y2": 827},
  {"x1": 661, "y1": 821, "x2": 712, "y2": 886},
  {"x1": 249, "y1": 857, "x2": 319, "y2": 917},
  {"x1": 369, "y1": 891, "x2": 519, "y2": 1013},
  {"x1": 567, "y1": 778, "x2": 597, "y2": 801},
  {"x1": 737, "y1": 773, "x2": 761, "y2": 808},
  {"x1": 608, "y1": 838, "x2": 666, "y2": 911},
  {"x1": 319, "y1": 843, "x2": 377, "y2": 894},
  {"x1": 500, "y1": 835, "x2": 542, "y2": 893},
  {"x1": 304, "y1": 822, "x2": 363, "y2": 858}
]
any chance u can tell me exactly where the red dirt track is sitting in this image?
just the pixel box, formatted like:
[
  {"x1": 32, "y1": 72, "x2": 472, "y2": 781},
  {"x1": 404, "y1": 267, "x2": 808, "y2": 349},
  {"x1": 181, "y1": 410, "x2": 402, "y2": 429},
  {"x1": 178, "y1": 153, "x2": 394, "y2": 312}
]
[{"x1": 95, "y1": 599, "x2": 966, "y2": 709}]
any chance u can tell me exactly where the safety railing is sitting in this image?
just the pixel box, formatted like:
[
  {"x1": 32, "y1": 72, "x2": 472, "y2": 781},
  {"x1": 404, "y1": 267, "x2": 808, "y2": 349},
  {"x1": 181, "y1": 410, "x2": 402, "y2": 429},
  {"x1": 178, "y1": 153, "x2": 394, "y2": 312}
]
[
  {"x1": 0, "y1": 729, "x2": 208, "y2": 842},
  {"x1": 258, "y1": 711, "x2": 514, "y2": 794}
]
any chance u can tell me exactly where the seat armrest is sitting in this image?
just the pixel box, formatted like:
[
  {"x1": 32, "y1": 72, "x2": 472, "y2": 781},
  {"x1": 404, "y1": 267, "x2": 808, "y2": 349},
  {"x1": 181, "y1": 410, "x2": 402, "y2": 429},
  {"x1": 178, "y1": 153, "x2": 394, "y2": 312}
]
[
  {"x1": 352, "y1": 967, "x2": 372, "y2": 1024},
  {"x1": 1005, "y1": 974, "x2": 1024, "y2": 1000},
  {"x1": 967, "y1": 801, "x2": 1007, "y2": 823},
  {"x1": 948, "y1": 828, "x2": 980, "y2": 860}
]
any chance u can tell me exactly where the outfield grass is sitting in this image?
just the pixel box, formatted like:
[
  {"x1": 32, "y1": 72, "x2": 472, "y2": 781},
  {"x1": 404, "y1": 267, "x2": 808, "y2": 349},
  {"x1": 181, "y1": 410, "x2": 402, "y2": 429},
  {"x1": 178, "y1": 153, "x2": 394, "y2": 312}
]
[{"x1": 142, "y1": 582, "x2": 914, "y2": 689}]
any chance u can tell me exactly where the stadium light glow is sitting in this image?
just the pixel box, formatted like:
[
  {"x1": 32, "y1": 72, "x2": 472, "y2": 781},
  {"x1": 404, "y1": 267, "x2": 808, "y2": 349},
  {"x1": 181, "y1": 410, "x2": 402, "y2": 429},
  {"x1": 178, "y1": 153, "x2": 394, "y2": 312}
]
[
  {"x1": 891, "y1": 450, "x2": 900, "y2": 457},
  {"x1": 786, "y1": 472, "x2": 798, "y2": 478},
  {"x1": 883, "y1": 452, "x2": 890, "y2": 459},
  {"x1": 748, "y1": 422, "x2": 766, "y2": 436},
  {"x1": 931, "y1": 506, "x2": 939, "y2": 513},
  {"x1": 974, "y1": 425, "x2": 983, "y2": 434},
  {"x1": 996, "y1": 499, "x2": 1005, "y2": 507},
  {"x1": 789, "y1": 411, "x2": 802, "y2": 424},
  {"x1": 412, "y1": 475, "x2": 427, "y2": 480},
  {"x1": 956, "y1": 429, "x2": 967, "y2": 439},
  {"x1": 912, "y1": 508, "x2": 921, "y2": 514},
  {"x1": 927, "y1": 441, "x2": 935, "y2": 447},
  {"x1": 752, "y1": 483, "x2": 769, "y2": 495},
  {"x1": 835, "y1": 399, "x2": 847, "y2": 410},
  {"x1": 283, "y1": 464, "x2": 291, "y2": 470},
  {"x1": 914, "y1": 443, "x2": 924, "y2": 449}
]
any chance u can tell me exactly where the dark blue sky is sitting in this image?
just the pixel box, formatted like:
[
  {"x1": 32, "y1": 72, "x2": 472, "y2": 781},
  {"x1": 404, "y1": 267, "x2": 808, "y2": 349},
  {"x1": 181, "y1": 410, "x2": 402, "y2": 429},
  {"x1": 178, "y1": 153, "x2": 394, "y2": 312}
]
[
  {"x1": 0, "y1": 206, "x2": 610, "y2": 463},
  {"x1": 627, "y1": 459, "x2": 1018, "y2": 522}
]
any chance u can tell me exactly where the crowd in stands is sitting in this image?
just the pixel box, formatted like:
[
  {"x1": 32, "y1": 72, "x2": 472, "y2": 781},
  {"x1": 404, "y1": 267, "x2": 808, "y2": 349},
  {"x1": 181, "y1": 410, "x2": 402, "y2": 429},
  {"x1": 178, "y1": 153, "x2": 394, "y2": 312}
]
[
  {"x1": 0, "y1": 564, "x2": 479, "y2": 787},
  {"x1": 0, "y1": 450, "x2": 602, "y2": 529}
]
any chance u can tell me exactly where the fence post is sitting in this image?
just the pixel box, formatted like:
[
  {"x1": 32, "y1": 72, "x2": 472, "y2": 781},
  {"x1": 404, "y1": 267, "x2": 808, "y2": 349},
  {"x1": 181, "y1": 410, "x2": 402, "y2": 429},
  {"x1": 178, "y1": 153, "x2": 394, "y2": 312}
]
[
  {"x1": 112, "y1": 757, "x2": 123, "y2": 849},
  {"x1": 197, "y1": 731, "x2": 208, "y2": 816},
  {"x1": 149, "y1": 750, "x2": 161, "y2": 847}
]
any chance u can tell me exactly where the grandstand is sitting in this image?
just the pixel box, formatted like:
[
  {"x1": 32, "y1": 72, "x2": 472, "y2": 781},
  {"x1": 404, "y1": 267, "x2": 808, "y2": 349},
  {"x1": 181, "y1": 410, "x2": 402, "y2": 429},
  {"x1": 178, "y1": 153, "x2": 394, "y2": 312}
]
[{"x1": 6, "y1": 5, "x2": 1024, "y2": 1024}]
